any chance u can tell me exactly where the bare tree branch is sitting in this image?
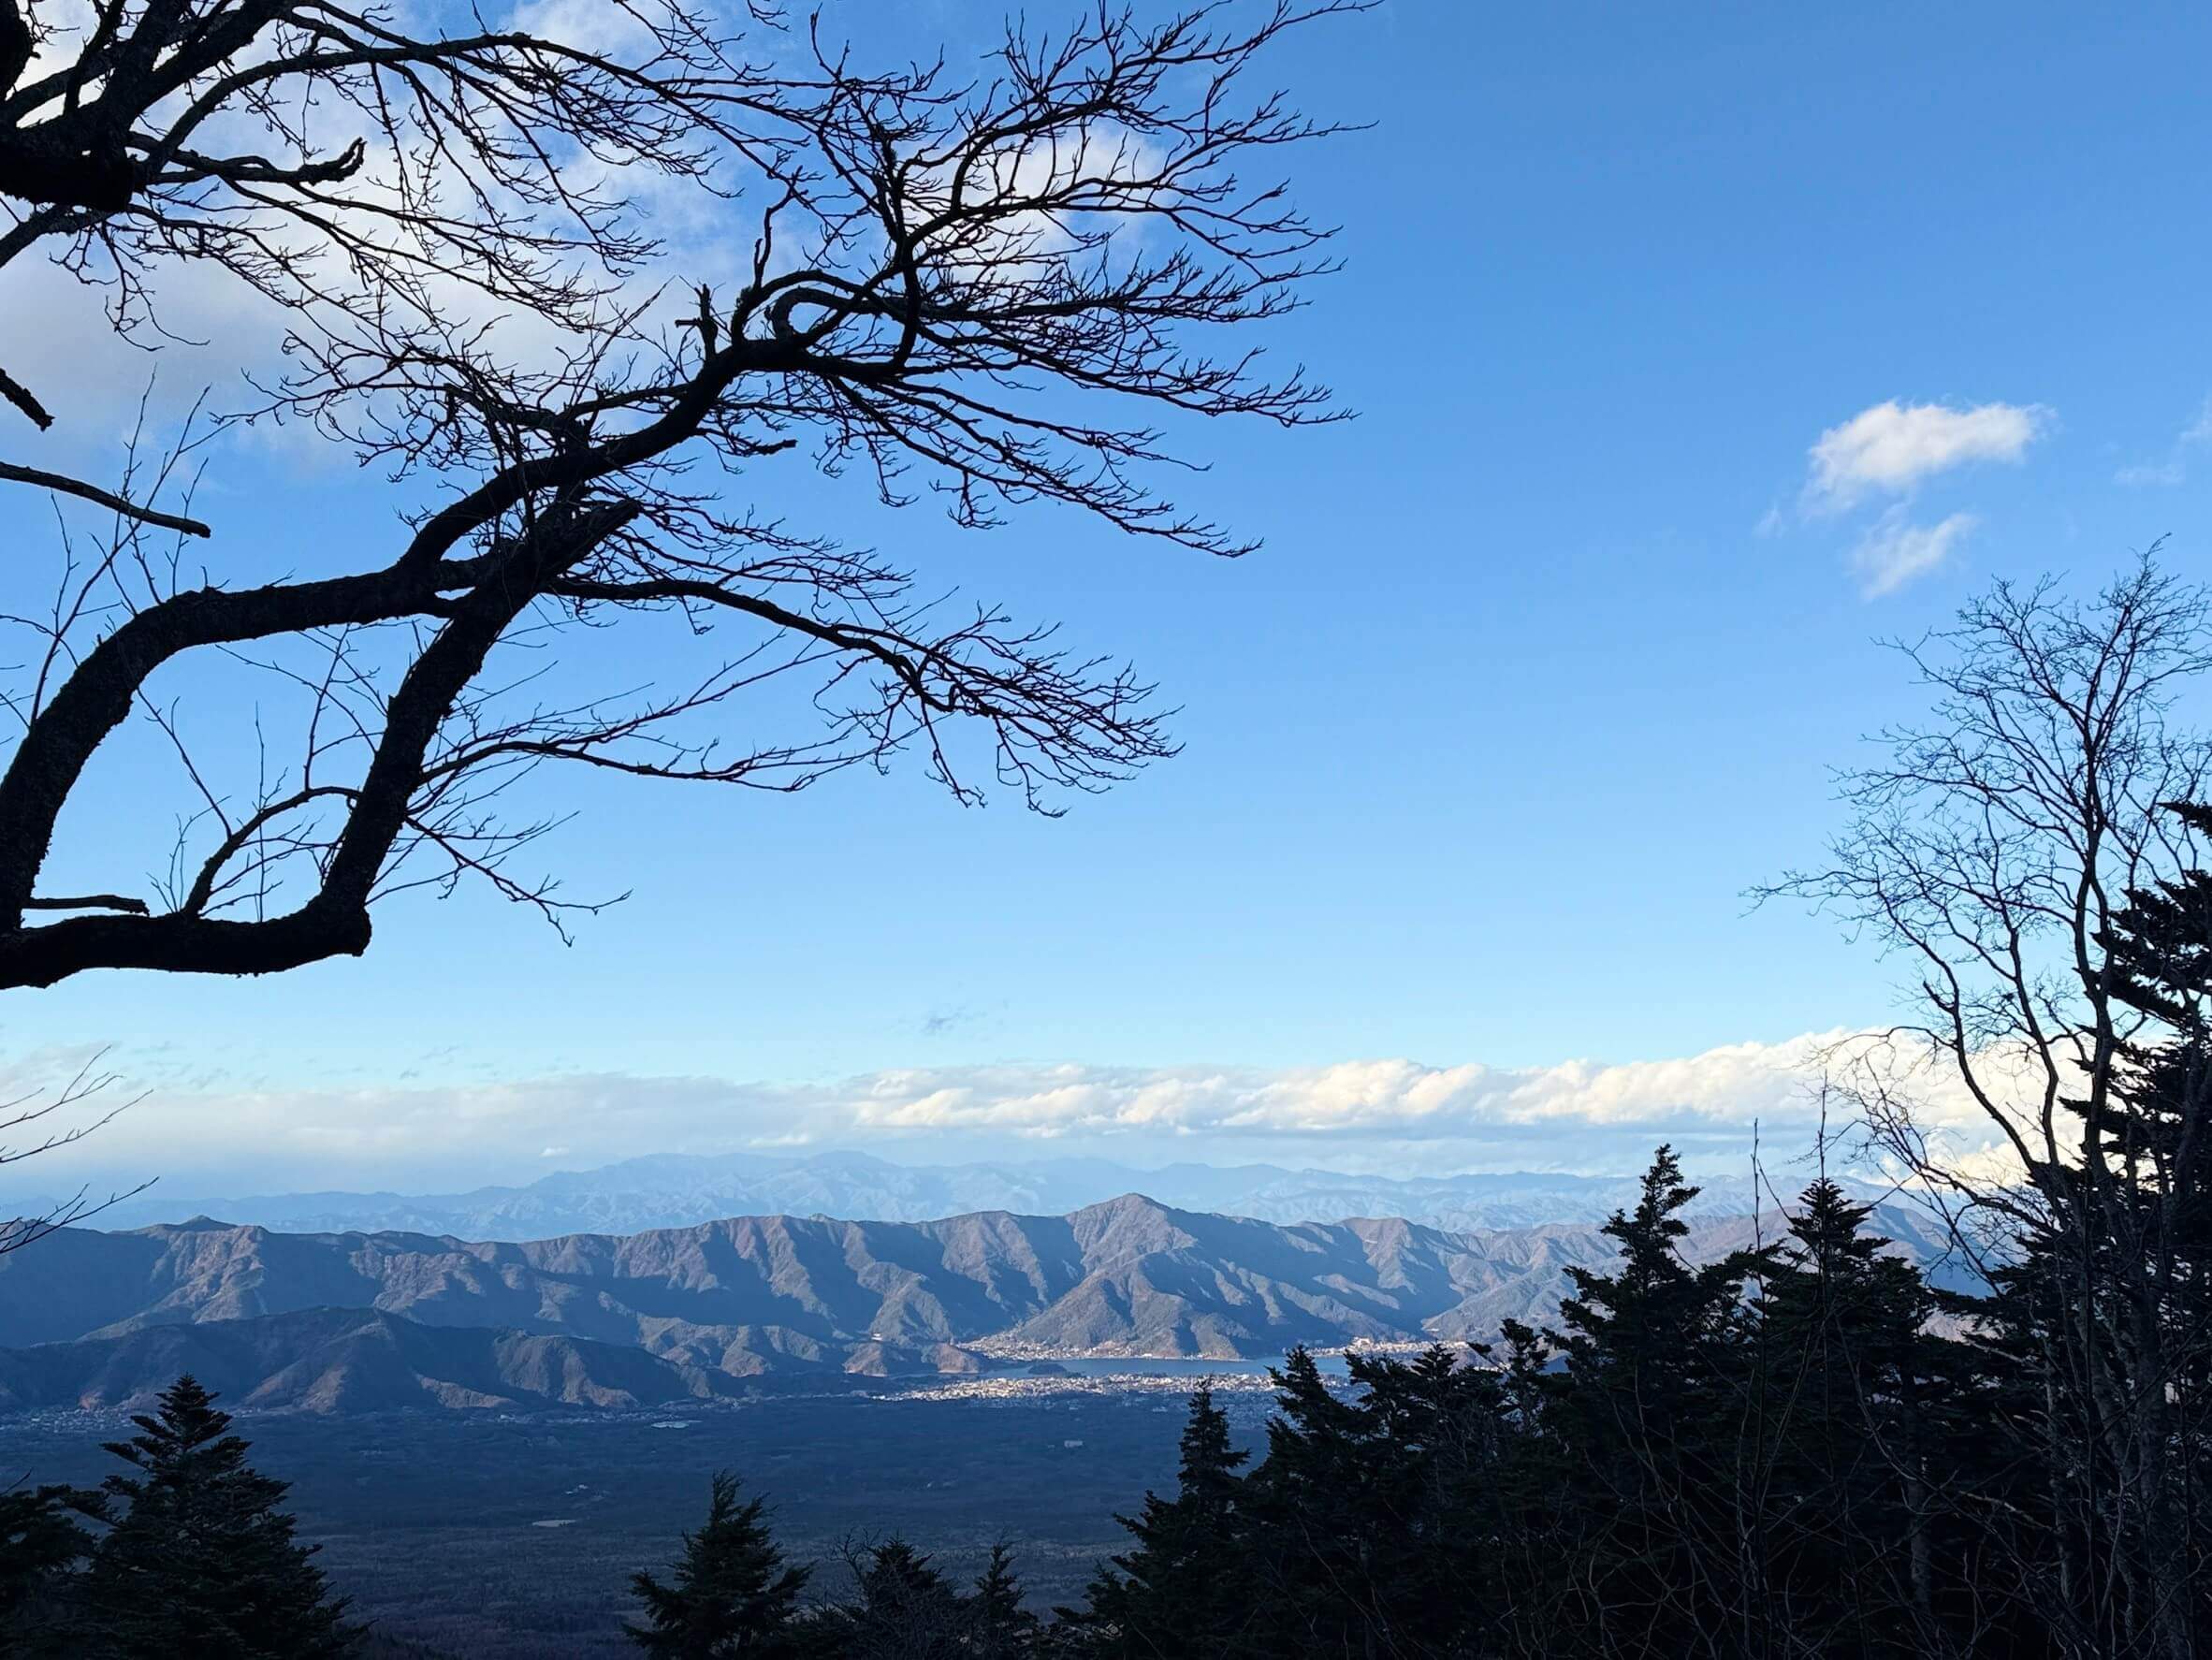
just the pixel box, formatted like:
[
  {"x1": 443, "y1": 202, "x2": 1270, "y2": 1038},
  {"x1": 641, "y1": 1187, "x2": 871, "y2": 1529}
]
[
  {"x1": 0, "y1": 459, "x2": 209, "y2": 535},
  {"x1": 0, "y1": 2, "x2": 1361, "y2": 990},
  {"x1": 0, "y1": 1050, "x2": 149, "y2": 1258}
]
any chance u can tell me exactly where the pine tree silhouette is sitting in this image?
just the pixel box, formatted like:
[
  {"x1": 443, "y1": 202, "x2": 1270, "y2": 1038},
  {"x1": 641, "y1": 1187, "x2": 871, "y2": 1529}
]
[
  {"x1": 1546, "y1": 1146, "x2": 1769, "y2": 1657},
  {"x1": 835, "y1": 1537, "x2": 967, "y2": 1660},
  {"x1": 1073, "y1": 1383, "x2": 1253, "y2": 1656},
  {"x1": 626, "y1": 1471, "x2": 811, "y2": 1657},
  {"x1": 0, "y1": 1482, "x2": 96, "y2": 1656},
  {"x1": 83, "y1": 1375, "x2": 359, "y2": 1658},
  {"x1": 967, "y1": 1542, "x2": 1041, "y2": 1658},
  {"x1": 1749, "y1": 1179, "x2": 1967, "y2": 1654}
]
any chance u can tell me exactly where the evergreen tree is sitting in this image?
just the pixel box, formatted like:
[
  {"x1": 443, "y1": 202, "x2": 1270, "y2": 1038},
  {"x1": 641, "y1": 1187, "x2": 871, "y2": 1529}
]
[
  {"x1": 826, "y1": 1537, "x2": 968, "y2": 1660},
  {"x1": 1545, "y1": 1145, "x2": 1770, "y2": 1655},
  {"x1": 1240, "y1": 1345, "x2": 1504, "y2": 1658},
  {"x1": 967, "y1": 1542, "x2": 1041, "y2": 1658},
  {"x1": 627, "y1": 1471, "x2": 811, "y2": 1658},
  {"x1": 0, "y1": 1483, "x2": 96, "y2": 1658},
  {"x1": 81, "y1": 1375, "x2": 359, "y2": 1659},
  {"x1": 1553, "y1": 1145, "x2": 1763, "y2": 1400},
  {"x1": 1071, "y1": 1385, "x2": 1252, "y2": 1657},
  {"x1": 1486, "y1": 1318, "x2": 1597, "y2": 1656},
  {"x1": 1965, "y1": 800, "x2": 2212, "y2": 1655},
  {"x1": 2103, "y1": 799, "x2": 2212, "y2": 1581},
  {"x1": 1750, "y1": 1179, "x2": 1975, "y2": 1657}
]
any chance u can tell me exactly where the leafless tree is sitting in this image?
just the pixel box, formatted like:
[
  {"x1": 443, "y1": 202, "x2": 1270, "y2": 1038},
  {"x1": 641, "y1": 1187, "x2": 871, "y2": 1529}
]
[
  {"x1": 0, "y1": 0, "x2": 793, "y2": 531},
  {"x1": 1764, "y1": 557, "x2": 2212, "y2": 1660},
  {"x1": 0, "y1": 1051, "x2": 145, "y2": 1255},
  {"x1": 0, "y1": 1, "x2": 1359, "y2": 990}
]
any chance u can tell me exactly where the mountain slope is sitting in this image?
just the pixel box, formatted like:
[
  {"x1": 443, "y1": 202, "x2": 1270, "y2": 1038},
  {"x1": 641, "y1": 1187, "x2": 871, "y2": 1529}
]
[
  {"x1": 0, "y1": 1192, "x2": 1953, "y2": 1384},
  {"x1": 0, "y1": 1207, "x2": 1077, "y2": 1364},
  {"x1": 0, "y1": 1306, "x2": 753, "y2": 1413}
]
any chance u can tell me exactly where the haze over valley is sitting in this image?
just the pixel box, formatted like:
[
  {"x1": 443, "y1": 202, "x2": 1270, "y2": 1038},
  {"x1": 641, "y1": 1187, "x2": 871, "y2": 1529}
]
[{"x1": 31, "y1": 1148, "x2": 1795, "y2": 1238}]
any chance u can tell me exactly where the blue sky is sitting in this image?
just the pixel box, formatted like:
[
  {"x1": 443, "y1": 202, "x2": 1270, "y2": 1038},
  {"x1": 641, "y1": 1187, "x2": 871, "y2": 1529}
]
[{"x1": 6, "y1": 1, "x2": 2210, "y2": 1193}]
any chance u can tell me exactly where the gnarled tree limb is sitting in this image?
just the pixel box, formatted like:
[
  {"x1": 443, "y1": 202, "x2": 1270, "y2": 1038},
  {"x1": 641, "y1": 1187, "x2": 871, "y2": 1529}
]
[{"x1": 0, "y1": 2, "x2": 1359, "y2": 989}]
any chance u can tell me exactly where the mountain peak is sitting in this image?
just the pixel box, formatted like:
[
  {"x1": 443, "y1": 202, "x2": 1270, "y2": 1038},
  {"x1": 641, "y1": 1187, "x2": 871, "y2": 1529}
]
[{"x1": 1079, "y1": 1191, "x2": 1173, "y2": 1215}]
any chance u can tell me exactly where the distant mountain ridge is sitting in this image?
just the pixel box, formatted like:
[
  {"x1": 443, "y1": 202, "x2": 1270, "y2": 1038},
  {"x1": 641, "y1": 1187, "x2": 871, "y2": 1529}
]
[
  {"x1": 18, "y1": 1150, "x2": 1792, "y2": 1238},
  {"x1": 0, "y1": 1190, "x2": 1959, "y2": 1414}
]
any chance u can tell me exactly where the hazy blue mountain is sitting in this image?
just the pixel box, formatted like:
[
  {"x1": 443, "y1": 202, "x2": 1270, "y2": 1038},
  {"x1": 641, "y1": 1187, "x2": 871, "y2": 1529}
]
[
  {"x1": 22, "y1": 1150, "x2": 1783, "y2": 1238},
  {"x1": 0, "y1": 1192, "x2": 1960, "y2": 1414},
  {"x1": 0, "y1": 1195, "x2": 1670, "y2": 1363}
]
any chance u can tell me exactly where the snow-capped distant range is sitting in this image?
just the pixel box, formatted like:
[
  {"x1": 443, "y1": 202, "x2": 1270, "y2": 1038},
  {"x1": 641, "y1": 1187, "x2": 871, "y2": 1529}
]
[{"x1": 10, "y1": 1149, "x2": 1854, "y2": 1239}]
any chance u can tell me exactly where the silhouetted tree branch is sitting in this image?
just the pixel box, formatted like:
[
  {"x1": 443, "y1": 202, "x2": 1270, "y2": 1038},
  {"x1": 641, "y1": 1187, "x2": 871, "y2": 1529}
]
[
  {"x1": 0, "y1": 1052, "x2": 147, "y2": 1256},
  {"x1": 0, "y1": 0, "x2": 787, "y2": 527},
  {"x1": 0, "y1": 1, "x2": 1361, "y2": 989}
]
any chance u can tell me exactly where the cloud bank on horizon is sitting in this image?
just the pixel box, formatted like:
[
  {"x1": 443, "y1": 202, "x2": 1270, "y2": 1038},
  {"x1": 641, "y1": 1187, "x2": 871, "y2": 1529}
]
[{"x1": 0, "y1": 1030, "x2": 2006, "y2": 1196}]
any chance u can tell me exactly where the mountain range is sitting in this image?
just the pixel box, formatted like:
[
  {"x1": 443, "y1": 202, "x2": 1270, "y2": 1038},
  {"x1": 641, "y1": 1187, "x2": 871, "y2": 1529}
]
[
  {"x1": 16, "y1": 1150, "x2": 1793, "y2": 1238},
  {"x1": 0, "y1": 1190, "x2": 1958, "y2": 1415}
]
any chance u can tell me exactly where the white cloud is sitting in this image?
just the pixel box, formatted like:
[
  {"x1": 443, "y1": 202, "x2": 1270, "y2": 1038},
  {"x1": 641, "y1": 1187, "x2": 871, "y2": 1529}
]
[
  {"x1": 845, "y1": 1040, "x2": 1841, "y2": 1137},
  {"x1": 0, "y1": 1030, "x2": 2021, "y2": 1198},
  {"x1": 2115, "y1": 394, "x2": 2212, "y2": 488},
  {"x1": 1806, "y1": 399, "x2": 2049, "y2": 510},
  {"x1": 0, "y1": 256, "x2": 285, "y2": 454},
  {"x1": 1848, "y1": 507, "x2": 1976, "y2": 598}
]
